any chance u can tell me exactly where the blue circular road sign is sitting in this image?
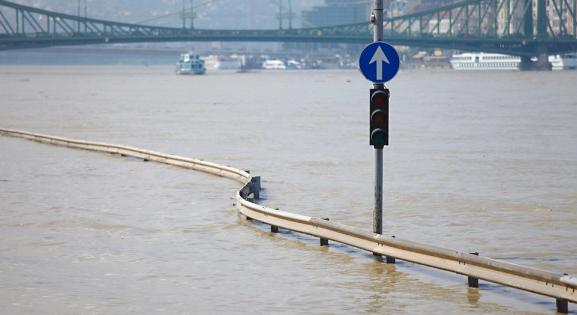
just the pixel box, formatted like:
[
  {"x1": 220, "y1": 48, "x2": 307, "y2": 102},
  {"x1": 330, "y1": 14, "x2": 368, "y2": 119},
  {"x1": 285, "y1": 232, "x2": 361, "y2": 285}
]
[{"x1": 358, "y1": 41, "x2": 400, "y2": 83}]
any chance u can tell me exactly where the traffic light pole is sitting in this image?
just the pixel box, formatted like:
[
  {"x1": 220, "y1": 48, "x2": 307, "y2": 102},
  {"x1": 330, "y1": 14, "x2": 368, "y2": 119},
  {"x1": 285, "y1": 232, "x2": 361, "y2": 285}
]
[
  {"x1": 374, "y1": 147, "x2": 383, "y2": 236},
  {"x1": 371, "y1": 0, "x2": 394, "y2": 263},
  {"x1": 372, "y1": 0, "x2": 384, "y2": 237}
]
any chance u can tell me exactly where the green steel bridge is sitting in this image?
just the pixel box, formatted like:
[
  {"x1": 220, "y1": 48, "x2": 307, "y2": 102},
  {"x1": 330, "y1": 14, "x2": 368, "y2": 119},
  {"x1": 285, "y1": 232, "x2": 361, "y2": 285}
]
[{"x1": 1, "y1": 0, "x2": 576, "y2": 68}]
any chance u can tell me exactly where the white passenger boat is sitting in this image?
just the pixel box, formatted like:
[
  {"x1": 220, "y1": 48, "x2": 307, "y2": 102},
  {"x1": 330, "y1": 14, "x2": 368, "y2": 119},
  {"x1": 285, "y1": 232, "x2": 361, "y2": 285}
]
[
  {"x1": 176, "y1": 53, "x2": 206, "y2": 75},
  {"x1": 262, "y1": 60, "x2": 286, "y2": 70},
  {"x1": 450, "y1": 53, "x2": 520, "y2": 70},
  {"x1": 549, "y1": 53, "x2": 577, "y2": 70},
  {"x1": 204, "y1": 55, "x2": 243, "y2": 70},
  {"x1": 451, "y1": 52, "x2": 577, "y2": 70}
]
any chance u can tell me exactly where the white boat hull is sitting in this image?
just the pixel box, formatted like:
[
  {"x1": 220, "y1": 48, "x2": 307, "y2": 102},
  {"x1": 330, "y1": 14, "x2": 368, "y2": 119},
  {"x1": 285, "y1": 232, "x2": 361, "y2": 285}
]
[
  {"x1": 450, "y1": 53, "x2": 520, "y2": 71},
  {"x1": 451, "y1": 52, "x2": 577, "y2": 71}
]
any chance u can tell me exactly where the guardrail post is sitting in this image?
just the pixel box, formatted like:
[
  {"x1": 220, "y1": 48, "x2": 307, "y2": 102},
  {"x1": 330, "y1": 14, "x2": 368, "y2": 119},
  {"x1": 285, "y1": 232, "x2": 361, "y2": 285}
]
[
  {"x1": 468, "y1": 252, "x2": 479, "y2": 288},
  {"x1": 320, "y1": 218, "x2": 330, "y2": 246},
  {"x1": 270, "y1": 208, "x2": 280, "y2": 233},
  {"x1": 373, "y1": 253, "x2": 395, "y2": 264},
  {"x1": 556, "y1": 298, "x2": 568, "y2": 314},
  {"x1": 251, "y1": 176, "x2": 261, "y2": 200}
]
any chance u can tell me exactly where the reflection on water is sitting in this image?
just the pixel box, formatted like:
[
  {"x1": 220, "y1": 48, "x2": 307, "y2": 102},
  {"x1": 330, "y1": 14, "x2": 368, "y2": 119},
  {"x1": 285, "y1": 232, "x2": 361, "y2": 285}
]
[{"x1": 1, "y1": 66, "x2": 576, "y2": 314}]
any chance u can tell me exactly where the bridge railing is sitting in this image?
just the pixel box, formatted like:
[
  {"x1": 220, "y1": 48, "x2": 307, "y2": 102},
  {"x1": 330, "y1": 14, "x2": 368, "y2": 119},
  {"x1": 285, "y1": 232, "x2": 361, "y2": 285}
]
[
  {"x1": 383, "y1": 0, "x2": 577, "y2": 40},
  {"x1": 1, "y1": 127, "x2": 575, "y2": 313},
  {"x1": 1, "y1": 0, "x2": 577, "y2": 54},
  {"x1": 2, "y1": 0, "x2": 576, "y2": 41}
]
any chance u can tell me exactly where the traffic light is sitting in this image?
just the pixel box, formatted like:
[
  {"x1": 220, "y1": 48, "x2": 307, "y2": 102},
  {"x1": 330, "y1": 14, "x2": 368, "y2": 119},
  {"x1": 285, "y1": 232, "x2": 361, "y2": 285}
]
[{"x1": 370, "y1": 88, "x2": 389, "y2": 148}]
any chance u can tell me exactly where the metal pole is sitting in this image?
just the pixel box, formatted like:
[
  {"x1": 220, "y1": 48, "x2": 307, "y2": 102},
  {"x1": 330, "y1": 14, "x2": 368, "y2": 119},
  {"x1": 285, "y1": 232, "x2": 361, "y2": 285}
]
[
  {"x1": 288, "y1": 0, "x2": 293, "y2": 30},
  {"x1": 374, "y1": 0, "x2": 384, "y2": 43},
  {"x1": 574, "y1": 0, "x2": 576, "y2": 37},
  {"x1": 84, "y1": 0, "x2": 87, "y2": 32},
  {"x1": 574, "y1": 0, "x2": 577, "y2": 37},
  {"x1": 77, "y1": 0, "x2": 80, "y2": 32},
  {"x1": 190, "y1": 0, "x2": 194, "y2": 29},
  {"x1": 279, "y1": 0, "x2": 284, "y2": 30},
  {"x1": 374, "y1": 148, "x2": 383, "y2": 235},
  {"x1": 182, "y1": 0, "x2": 186, "y2": 29},
  {"x1": 524, "y1": 0, "x2": 533, "y2": 37},
  {"x1": 372, "y1": 0, "x2": 394, "y2": 264},
  {"x1": 372, "y1": 0, "x2": 384, "y2": 237},
  {"x1": 537, "y1": 0, "x2": 547, "y2": 39},
  {"x1": 560, "y1": 0, "x2": 564, "y2": 35}
]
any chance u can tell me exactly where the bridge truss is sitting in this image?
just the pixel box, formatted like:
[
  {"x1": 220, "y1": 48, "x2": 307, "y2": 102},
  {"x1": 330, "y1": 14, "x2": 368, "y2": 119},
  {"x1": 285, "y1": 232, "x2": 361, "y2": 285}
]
[{"x1": 1, "y1": 0, "x2": 576, "y2": 60}]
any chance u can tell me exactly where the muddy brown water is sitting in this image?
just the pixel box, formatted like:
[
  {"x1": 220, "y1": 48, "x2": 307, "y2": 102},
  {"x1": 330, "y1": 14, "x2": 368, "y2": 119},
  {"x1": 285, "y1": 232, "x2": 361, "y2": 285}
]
[{"x1": 1, "y1": 66, "x2": 576, "y2": 314}]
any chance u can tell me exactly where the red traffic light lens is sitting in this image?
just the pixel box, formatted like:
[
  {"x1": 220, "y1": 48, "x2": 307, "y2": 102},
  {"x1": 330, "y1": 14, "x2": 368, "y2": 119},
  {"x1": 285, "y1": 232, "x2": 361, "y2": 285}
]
[{"x1": 371, "y1": 91, "x2": 388, "y2": 106}]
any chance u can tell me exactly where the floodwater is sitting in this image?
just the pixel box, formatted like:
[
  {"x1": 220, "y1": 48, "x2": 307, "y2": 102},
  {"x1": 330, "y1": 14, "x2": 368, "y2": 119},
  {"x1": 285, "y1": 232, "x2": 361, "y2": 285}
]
[{"x1": 0, "y1": 65, "x2": 576, "y2": 314}]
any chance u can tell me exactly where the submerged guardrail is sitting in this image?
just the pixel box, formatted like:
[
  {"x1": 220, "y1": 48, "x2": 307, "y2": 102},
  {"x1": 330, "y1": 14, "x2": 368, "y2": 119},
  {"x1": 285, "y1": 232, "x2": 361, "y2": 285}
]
[{"x1": 1, "y1": 127, "x2": 575, "y2": 313}]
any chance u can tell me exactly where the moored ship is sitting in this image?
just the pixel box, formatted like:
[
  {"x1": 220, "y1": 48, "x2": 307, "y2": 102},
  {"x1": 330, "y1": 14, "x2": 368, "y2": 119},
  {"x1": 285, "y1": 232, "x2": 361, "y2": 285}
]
[
  {"x1": 549, "y1": 53, "x2": 577, "y2": 70},
  {"x1": 450, "y1": 52, "x2": 577, "y2": 70},
  {"x1": 176, "y1": 53, "x2": 206, "y2": 75},
  {"x1": 450, "y1": 53, "x2": 520, "y2": 70},
  {"x1": 262, "y1": 59, "x2": 286, "y2": 70}
]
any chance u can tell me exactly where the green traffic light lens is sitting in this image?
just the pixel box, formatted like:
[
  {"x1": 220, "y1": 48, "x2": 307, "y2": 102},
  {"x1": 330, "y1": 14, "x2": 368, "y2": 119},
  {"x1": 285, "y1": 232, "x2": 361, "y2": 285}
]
[{"x1": 371, "y1": 129, "x2": 387, "y2": 146}]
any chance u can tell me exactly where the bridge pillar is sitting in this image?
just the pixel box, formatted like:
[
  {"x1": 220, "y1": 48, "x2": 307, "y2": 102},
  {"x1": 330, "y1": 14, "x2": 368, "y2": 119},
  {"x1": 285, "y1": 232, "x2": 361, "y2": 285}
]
[
  {"x1": 518, "y1": 0, "x2": 552, "y2": 71},
  {"x1": 519, "y1": 56, "x2": 533, "y2": 70},
  {"x1": 537, "y1": 0, "x2": 548, "y2": 40},
  {"x1": 523, "y1": 0, "x2": 533, "y2": 37},
  {"x1": 535, "y1": 53, "x2": 552, "y2": 70},
  {"x1": 519, "y1": 54, "x2": 552, "y2": 71}
]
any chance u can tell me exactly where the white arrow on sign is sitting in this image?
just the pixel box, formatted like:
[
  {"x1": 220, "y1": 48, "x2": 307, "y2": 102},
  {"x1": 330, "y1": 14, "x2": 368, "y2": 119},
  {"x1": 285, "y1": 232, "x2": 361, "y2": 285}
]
[{"x1": 369, "y1": 46, "x2": 390, "y2": 81}]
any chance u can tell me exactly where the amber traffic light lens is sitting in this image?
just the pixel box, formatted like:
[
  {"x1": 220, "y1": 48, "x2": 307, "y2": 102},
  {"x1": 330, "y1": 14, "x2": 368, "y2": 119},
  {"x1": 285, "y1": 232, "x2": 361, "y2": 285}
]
[{"x1": 371, "y1": 110, "x2": 386, "y2": 125}]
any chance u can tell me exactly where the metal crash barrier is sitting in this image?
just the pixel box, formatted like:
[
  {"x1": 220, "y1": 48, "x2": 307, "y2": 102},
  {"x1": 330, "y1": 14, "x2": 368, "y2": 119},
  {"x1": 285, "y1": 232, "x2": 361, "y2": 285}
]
[{"x1": 1, "y1": 127, "x2": 575, "y2": 313}]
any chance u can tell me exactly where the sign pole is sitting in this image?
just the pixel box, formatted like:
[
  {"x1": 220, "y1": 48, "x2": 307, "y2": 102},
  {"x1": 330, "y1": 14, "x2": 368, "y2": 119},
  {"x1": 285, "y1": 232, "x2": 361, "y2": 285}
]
[
  {"x1": 360, "y1": 0, "x2": 398, "y2": 263},
  {"x1": 371, "y1": 0, "x2": 395, "y2": 263},
  {"x1": 374, "y1": 146, "x2": 383, "y2": 236},
  {"x1": 372, "y1": 0, "x2": 384, "y2": 237}
]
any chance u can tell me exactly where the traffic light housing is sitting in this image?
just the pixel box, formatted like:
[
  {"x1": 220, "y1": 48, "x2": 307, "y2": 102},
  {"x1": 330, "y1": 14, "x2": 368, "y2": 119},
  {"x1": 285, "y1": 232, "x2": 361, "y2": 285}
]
[{"x1": 370, "y1": 88, "x2": 389, "y2": 148}]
